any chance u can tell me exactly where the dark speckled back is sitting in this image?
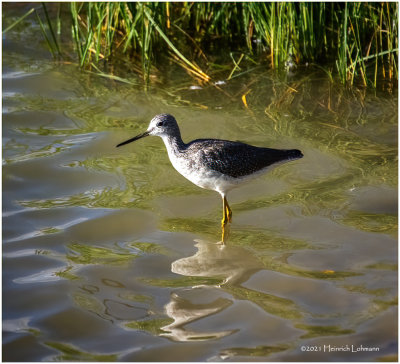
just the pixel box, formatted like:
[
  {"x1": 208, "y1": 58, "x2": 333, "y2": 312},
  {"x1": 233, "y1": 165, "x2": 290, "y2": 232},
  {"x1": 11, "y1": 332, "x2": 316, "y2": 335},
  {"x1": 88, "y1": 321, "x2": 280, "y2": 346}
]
[{"x1": 186, "y1": 139, "x2": 303, "y2": 178}]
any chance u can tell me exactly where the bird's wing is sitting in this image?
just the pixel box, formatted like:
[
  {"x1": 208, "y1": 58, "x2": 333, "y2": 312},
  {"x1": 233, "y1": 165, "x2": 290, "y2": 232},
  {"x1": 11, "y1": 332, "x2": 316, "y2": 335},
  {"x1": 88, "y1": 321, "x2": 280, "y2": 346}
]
[{"x1": 190, "y1": 139, "x2": 291, "y2": 178}]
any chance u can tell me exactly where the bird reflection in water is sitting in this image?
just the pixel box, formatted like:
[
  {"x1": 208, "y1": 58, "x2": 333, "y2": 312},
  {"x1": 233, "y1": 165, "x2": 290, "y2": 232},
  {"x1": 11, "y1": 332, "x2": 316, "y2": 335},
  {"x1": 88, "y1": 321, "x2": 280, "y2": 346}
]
[
  {"x1": 160, "y1": 293, "x2": 236, "y2": 341},
  {"x1": 160, "y1": 238, "x2": 262, "y2": 342}
]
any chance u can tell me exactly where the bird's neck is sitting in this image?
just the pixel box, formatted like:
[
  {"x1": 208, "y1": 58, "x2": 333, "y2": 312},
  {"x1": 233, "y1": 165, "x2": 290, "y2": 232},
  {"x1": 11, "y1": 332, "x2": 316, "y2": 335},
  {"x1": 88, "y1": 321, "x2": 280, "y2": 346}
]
[{"x1": 161, "y1": 134, "x2": 186, "y2": 155}]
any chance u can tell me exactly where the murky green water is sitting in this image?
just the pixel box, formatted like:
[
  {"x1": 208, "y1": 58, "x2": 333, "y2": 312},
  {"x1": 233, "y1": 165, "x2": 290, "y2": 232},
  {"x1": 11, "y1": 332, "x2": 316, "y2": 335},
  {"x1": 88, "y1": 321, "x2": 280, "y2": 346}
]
[{"x1": 3, "y1": 5, "x2": 398, "y2": 362}]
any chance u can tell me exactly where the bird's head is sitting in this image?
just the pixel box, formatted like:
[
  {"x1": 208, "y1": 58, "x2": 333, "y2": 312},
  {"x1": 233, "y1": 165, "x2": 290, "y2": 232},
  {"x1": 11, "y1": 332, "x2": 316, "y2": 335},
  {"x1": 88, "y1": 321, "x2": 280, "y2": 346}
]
[
  {"x1": 146, "y1": 114, "x2": 179, "y2": 138},
  {"x1": 116, "y1": 113, "x2": 179, "y2": 147}
]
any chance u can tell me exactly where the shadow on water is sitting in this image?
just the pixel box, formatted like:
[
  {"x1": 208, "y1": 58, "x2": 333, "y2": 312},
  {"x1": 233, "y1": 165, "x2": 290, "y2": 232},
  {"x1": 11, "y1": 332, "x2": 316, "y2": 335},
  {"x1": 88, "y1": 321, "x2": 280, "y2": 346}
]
[{"x1": 3, "y1": 5, "x2": 398, "y2": 362}]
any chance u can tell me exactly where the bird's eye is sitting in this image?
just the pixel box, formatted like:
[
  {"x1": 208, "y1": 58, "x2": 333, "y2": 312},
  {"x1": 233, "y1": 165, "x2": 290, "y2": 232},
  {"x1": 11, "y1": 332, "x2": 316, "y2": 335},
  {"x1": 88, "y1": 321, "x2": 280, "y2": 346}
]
[{"x1": 156, "y1": 121, "x2": 164, "y2": 127}]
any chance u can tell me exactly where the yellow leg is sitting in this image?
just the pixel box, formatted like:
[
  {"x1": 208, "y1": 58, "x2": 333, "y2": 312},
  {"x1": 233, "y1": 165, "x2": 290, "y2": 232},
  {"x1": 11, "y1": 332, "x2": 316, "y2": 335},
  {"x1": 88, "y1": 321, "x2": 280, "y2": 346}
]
[
  {"x1": 221, "y1": 195, "x2": 233, "y2": 226},
  {"x1": 225, "y1": 197, "x2": 232, "y2": 223},
  {"x1": 220, "y1": 195, "x2": 232, "y2": 243},
  {"x1": 221, "y1": 222, "x2": 230, "y2": 243}
]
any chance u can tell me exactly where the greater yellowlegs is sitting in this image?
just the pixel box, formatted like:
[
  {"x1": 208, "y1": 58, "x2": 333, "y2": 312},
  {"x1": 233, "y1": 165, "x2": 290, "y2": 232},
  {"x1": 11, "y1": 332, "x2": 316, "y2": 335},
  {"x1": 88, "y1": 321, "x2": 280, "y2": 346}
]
[{"x1": 117, "y1": 114, "x2": 303, "y2": 226}]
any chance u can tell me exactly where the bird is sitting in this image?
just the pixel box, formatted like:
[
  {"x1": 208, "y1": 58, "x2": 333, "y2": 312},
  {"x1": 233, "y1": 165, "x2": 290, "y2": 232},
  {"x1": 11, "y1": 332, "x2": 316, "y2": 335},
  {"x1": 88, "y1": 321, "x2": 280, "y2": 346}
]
[{"x1": 117, "y1": 113, "x2": 303, "y2": 227}]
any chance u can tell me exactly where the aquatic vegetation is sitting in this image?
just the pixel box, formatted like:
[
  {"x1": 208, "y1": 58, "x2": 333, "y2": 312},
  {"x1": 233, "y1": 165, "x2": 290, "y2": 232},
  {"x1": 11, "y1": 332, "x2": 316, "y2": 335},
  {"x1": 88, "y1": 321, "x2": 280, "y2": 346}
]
[{"x1": 3, "y1": 2, "x2": 398, "y2": 87}]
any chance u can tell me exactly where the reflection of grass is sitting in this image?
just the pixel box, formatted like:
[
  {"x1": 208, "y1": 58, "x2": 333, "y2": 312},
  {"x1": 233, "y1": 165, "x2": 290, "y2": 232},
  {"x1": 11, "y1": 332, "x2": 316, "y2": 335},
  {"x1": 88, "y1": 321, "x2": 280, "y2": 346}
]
[
  {"x1": 119, "y1": 293, "x2": 153, "y2": 304},
  {"x1": 366, "y1": 262, "x2": 397, "y2": 271},
  {"x1": 229, "y1": 230, "x2": 312, "y2": 252},
  {"x1": 73, "y1": 292, "x2": 104, "y2": 316},
  {"x1": 258, "y1": 254, "x2": 359, "y2": 281},
  {"x1": 161, "y1": 217, "x2": 220, "y2": 239},
  {"x1": 54, "y1": 266, "x2": 80, "y2": 281},
  {"x1": 19, "y1": 187, "x2": 152, "y2": 210},
  {"x1": 339, "y1": 211, "x2": 397, "y2": 236},
  {"x1": 45, "y1": 342, "x2": 117, "y2": 361},
  {"x1": 40, "y1": 227, "x2": 62, "y2": 234},
  {"x1": 131, "y1": 242, "x2": 170, "y2": 256},
  {"x1": 295, "y1": 324, "x2": 354, "y2": 338},
  {"x1": 67, "y1": 243, "x2": 137, "y2": 266},
  {"x1": 341, "y1": 284, "x2": 389, "y2": 297},
  {"x1": 3, "y1": 143, "x2": 66, "y2": 164},
  {"x1": 221, "y1": 344, "x2": 290, "y2": 358},
  {"x1": 373, "y1": 298, "x2": 398, "y2": 311},
  {"x1": 126, "y1": 317, "x2": 174, "y2": 335},
  {"x1": 225, "y1": 285, "x2": 302, "y2": 320}
]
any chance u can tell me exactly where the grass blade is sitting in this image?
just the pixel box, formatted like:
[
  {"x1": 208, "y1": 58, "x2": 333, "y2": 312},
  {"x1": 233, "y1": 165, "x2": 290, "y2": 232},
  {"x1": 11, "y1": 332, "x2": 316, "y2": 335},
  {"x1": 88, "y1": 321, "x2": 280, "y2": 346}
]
[
  {"x1": 143, "y1": 6, "x2": 210, "y2": 82},
  {"x1": 42, "y1": 2, "x2": 61, "y2": 57},
  {"x1": 3, "y1": 7, "x2": 35, "y2": 33}
]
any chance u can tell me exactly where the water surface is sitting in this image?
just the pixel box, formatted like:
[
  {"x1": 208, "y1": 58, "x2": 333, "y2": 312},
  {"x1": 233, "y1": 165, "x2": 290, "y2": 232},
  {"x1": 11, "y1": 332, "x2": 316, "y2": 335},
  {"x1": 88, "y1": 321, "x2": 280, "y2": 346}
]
[{"x1": 2, "y1": 6, "x2": 398, "y2": 362}]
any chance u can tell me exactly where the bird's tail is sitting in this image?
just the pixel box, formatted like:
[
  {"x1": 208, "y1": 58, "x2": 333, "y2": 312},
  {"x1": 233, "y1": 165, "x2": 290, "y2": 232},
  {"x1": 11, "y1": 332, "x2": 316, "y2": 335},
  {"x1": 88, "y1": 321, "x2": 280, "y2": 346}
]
[{"x1": 285, "y1": 149, "x2": 303, "y2": 160}]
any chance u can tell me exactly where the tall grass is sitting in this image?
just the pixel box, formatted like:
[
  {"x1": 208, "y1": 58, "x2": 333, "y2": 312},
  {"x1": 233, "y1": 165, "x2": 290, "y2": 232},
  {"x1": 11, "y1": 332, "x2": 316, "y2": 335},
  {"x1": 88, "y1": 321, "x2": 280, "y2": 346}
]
[
  {"x1": 66, "y1": 2, "x2": 210, "y2": 83},
  {"x1": 7, "y1": 2, "x2": 397, "y2": 87}
]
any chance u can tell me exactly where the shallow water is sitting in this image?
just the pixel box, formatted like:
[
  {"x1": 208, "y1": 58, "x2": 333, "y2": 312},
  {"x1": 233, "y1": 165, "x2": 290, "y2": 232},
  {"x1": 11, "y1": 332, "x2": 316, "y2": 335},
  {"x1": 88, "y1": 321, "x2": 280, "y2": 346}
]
[{"x1": 2, "y1": 5, "x2": 398, "y2": 362}]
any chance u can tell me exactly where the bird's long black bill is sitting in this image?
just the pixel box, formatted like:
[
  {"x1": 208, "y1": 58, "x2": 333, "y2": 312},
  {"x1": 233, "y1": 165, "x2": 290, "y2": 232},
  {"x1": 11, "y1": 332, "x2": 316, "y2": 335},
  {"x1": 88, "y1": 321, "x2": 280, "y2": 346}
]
[{"x1": 116, "y1": 131, "x2": 150, "y2": 147}]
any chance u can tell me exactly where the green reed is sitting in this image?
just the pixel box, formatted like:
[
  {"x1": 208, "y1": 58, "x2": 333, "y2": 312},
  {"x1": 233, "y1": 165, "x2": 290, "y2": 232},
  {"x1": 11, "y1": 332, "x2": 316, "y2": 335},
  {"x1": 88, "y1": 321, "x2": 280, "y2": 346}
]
[{"x1": 8, "y1": 2, "x2": 396, "y2": 87}]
